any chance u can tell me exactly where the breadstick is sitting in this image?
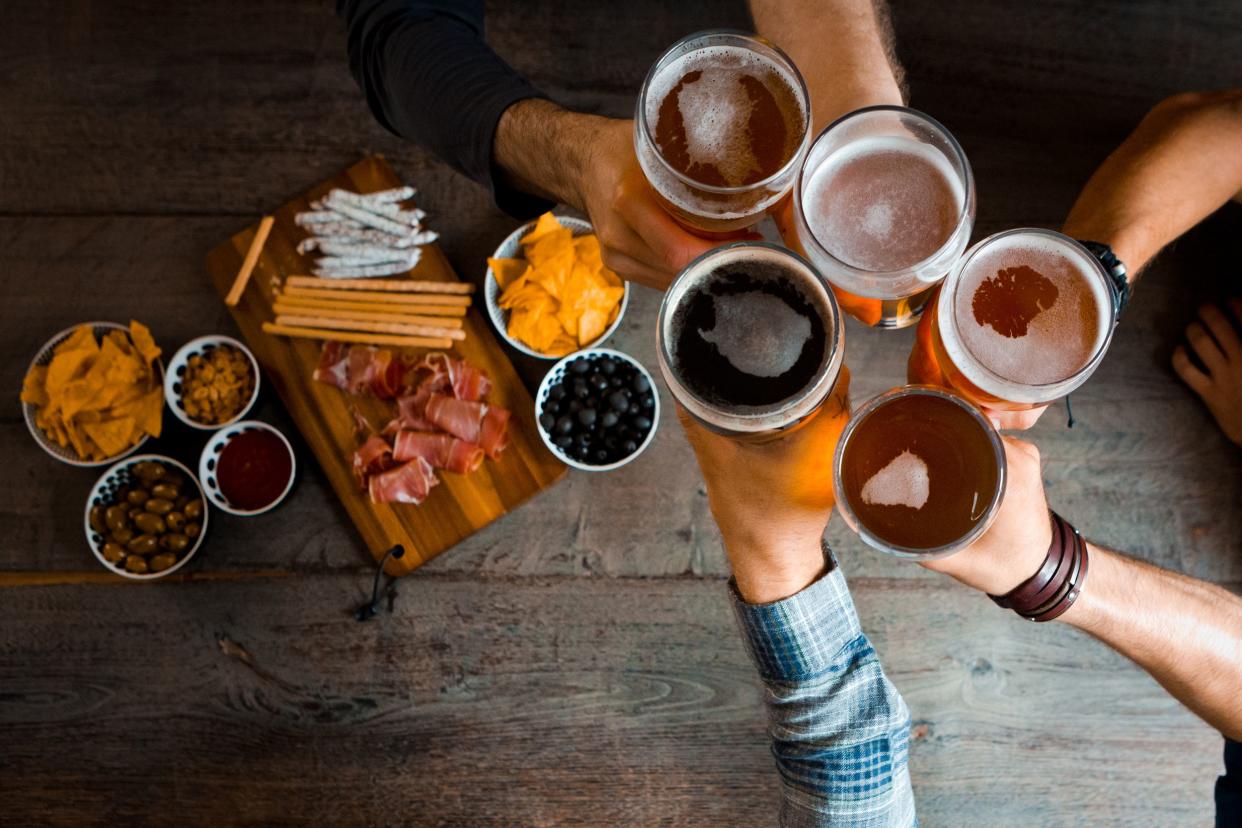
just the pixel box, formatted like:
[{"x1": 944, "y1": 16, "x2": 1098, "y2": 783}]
[
  {"x1": 285, "y1": 276, "x2": 473, "y2": 294},
  {"x1": 225, "y1": 216, "x2": 274, "y2": 307},
  {"x1": 262, "y1": 322, "x2": 451, "y2": 350},
  {"x1": 275, "y1": 314, "x2": 466, "y2": 341},
  {"x1": 284, "y1": 286, "x2": 470, "y2": 306},
  {"x1": 272, "y1": 301, "x2": 463, "y2": 329},
  {"x1": 273, "y1": 293, "x2": 468, "y2": 317}
]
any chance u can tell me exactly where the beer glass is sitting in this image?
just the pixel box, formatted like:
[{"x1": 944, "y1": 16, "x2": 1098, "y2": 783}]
[
  {"x1": 656, "y1": 241, "x2": 847, "y2": 440},
  {"x1": 636, "y1": 31, "x2": 811, "y2": 237},
  {"x1": 792, "y1": 106, "x2": 975, "y2": 329},
  {"x1": 908, "y1": 228, "x2": 1117, "y2": 411},
  {"x1": 833, "y1": 386, "x2": 1006, "y2": 558}
]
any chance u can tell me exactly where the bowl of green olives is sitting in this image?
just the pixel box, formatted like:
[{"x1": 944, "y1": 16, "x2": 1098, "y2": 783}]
[{"x1": 84, "y1": 455, "x2": 209, "y2": 580}]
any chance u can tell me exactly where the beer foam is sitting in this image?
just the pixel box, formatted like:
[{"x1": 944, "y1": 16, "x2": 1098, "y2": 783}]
[
  {"x1": 951, "y1": 234, "x2": 1109, "y2": 386},
  {"x1": 698, "y1": 290, "x2": 811, "y2": 378},
  {"x1": 802, "y1": 135, "x2": 963, "y2": 273},
  {"x1": 861, "y1": 450, "x2": 930, "y2": 510},
  {"x1": 675, "y1": 66, "x2": 756, "y2": 184}
]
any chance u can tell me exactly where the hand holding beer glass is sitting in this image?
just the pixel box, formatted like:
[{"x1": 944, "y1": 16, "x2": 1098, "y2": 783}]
[{"x1": 635, "y1": 31, "x2": 812, "y2": 238}]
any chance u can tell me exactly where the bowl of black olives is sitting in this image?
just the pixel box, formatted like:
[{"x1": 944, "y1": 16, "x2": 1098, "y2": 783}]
[
  {"x1": 536, "y1": 348, "x2": 660, "y2": 471},
  {"x1": 84, "y1": 455, "x2": 208, "y2": 580}
]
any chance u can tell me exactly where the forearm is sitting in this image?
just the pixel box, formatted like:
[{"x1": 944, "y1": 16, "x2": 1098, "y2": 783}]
[
  {"x1": 493, "y1": 100, "x2": 610, "y2": 211},
  {"x1": 1061, "y1": 544, "x2": 1242, "y2": 740},
  {"x1": 750, "y1": 0, "x2": 905, "y2": 131},
  {"x1": 731, "y1": 560, "x2": 916, "y2": 827},
  {"x1": 1061, "y1": 90, "x2": 1242, "y2": 276}
]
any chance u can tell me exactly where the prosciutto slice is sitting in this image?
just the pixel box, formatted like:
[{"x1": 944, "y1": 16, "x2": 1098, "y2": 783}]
[
  {"x1": 368, "y1": 457, "x2": 439, "y2": 505},
  {"x1": 313, "y1": 342, "x2": 408, "y2": 399},
  {"x1": 384, "y1": 388, "x2": 437, "y2": 434},
  {"x1": 393, "y1": 431, "x2": 484, "y2": 474},
  {"x1": 423, "y1": 353, "x2": 491, "y2": 401},
  {"x1": 424, "y1": 393, "x2": 486, "y2": 444},
  {"x1": 478, "y1": 406, "x2": 511, "y2": 460},
  {"x1": 352, "y1": 434, "x2": 396, "y2": 489}
]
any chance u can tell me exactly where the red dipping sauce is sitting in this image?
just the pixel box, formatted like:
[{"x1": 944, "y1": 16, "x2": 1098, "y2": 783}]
[{"x1": 216, "y1": 429, "x2": 293, "y2": 511}]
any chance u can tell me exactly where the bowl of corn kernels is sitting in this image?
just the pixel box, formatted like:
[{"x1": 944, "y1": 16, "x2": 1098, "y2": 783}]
[{"x1": 164, "y1": 335, "x2": 260, "y2": 430}]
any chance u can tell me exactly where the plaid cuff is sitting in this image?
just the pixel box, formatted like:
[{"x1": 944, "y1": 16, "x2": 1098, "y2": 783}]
[{"x1": 729, "y1": 550, "x2": 864, "y2": 684}]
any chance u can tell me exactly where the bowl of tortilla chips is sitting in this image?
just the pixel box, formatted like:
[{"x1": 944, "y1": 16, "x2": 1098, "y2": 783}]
[
  {"x1": 485, "y1": 213, "x2": 629, "y2": 360},
  {"x1": 21, "y1": 321, "x2": 165, "y2": 467}
]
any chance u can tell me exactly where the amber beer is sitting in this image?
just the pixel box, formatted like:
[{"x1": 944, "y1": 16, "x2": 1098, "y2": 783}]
[
  {"x1": 792, "y1": 106, "x2": 975, "y2": 329},
  {"x1": 834, "y1": 387, "x2": 1005, "y2": 556},
  {"x1": 636, "y1": 31, "x2": 811, "y2": 236},
  {"x1": 908, "y1": 229, "x2": 1117, "y2": 410},
  {"x1": 657, "y1": 242, "x2": 847, "y2": 440}
]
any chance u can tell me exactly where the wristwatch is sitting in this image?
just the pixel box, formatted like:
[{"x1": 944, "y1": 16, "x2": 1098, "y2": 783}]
[{"x1": 1077, "y1": 240, "x2": 1130, "y2": 319}]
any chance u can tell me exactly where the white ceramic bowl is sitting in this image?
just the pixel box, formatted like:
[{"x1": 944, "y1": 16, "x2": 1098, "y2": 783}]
[
  {"x1": 484, "y1": 216, "x2": 630, "y2": 360},
  {"x1": 84, "y1": 454, "x2": 208, "y2": 581},
  {"x1": 165, "y1": 335, "x2": 260, "y2": 431},
  {"x1": 535, "y1": 347, "x2": 660, "y2": 472},
  {"x1": 198, "y1": 420, "x2": 297, "y2": 516},
  {"x1": 23, "y1": 321, "x2": 165, "y2": 467}
]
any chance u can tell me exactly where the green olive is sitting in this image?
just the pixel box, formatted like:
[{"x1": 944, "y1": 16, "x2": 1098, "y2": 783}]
[
  {"x1": 184, "y1": 500, "x2": 203, "y2": 520},
  {"x1": 89, "y1": 505, "x2": 107, "y2": 535},
  {"x1": 126, "y1": 489, "x2": 150, "y2": 506},
  {"x1": 132, "y1": 512, "x2": 166, "y2": 535},
  {"x1": 110, "y1": 526, "x2": 134, "y2": 545},
  {"x1": 127, "y1": 534, "x2": 159, "y2": 556},
  {"x1": 105, "y1": 505, "x2": 129, "y2": 533},
  {"x1": 124, "y1": 555, "x2": 149, "y2": 574},
  {"x1": 174, "y1": 494, "x2": 191, "y2": 511},
  {"x1": 132, "y1": 461, "x2": 165, "y2": 482},
  {"x1": 166, "y1": 511, "x2": 186, "y2": 531},
  {"x1": 145, "y1": 498, "x2": 174, "y2": 516},
  {"x1": 185, "y1": 522, "x2": 201, "y2": 539},
  {"x1": 148, "y1": 553, "x2": 177, "y2": 572},
  {"x1": 160, "y1": 533, "x2": 189, "y2": 553},
  {"x1": 151, "y1": 483, "x2": 180, "y2": 501},
  {"x1": 102, "y1": 542, "x2": 126, "y2": 563}
]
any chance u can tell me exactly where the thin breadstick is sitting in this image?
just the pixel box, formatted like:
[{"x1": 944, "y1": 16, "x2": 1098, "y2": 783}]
[
  {"x1": 262, "y1": 322, "x2": 451, "y2": 350},
  {"x1": 273, "y1": 293, "x2": 468, "y2": 317},
  {"x1": 272, "y1": 301, "x2": 463, "y2": 329},
  {"x1": 284, "y1": 286, "x2": 471, "y2": 306},
  {"x1": 275, "y1": 314, "x2": 466, "y2": 341},
  {"x1": 225, "y1": 216, "x2": 274, "y2": 307},
  {"x1": 286, "y1": 275, "x2": 474, "y2": 294}
]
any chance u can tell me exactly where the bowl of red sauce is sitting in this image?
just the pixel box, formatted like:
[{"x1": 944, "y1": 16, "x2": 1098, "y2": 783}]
[{"x1": 198, "y1": 420, "x2": 296, "y2": 516}]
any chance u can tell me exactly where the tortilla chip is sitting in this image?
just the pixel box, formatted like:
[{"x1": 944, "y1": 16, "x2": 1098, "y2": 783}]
[{"x1": 489, "y1": 257, "x2": 529, "y2": 290}]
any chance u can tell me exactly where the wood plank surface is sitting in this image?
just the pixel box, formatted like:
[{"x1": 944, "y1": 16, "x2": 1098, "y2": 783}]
[
  {"x1": 205, "y1": 157, "x2": 566, "y2": 573},
  {"x1": 0, "y1": 575, "x2": 1221, "y2": 827}
]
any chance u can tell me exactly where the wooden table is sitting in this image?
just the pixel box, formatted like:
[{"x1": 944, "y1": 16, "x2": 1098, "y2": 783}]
[{"x1": 1, "y1": 1, "x2": 1238, "y2": 824}]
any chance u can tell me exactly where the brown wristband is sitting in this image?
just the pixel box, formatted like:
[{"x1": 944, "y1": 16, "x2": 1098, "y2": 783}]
[{"x1": 988, "y1": 511, "x2": 1090, "y2": 622}]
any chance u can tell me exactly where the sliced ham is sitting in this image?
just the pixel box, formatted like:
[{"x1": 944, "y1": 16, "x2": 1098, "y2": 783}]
[
  {"x1": 368, "y1": 457, "x2": 439, "y2": 505},
  {"x1": 385, "y1": 388, "x2": 437, "y2": 435},
  {"x1": 424, "y1": 393, "x2": 486, "y2": 444},
  {"x1": 352, "y1": 433, "x2": 396, "y2": 490},
  {"x1": 393, "y1": 431, "x2": 484, "y2": 474},
  {"x1": 478, "y1": 406, "x2": 510, "y2": 460}
]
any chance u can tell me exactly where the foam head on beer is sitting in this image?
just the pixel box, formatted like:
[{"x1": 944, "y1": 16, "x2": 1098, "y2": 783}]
[
  {"x1": 837, "y1": 389, "x2": 1003, "y2": 553},
  {"x1": 658, "y1": 244, "x2": 841, "y2": 434},
  {"x1": 949, "y1": 231, "x2": 1111, "y2": 389},
  {"x1": 647, "y1": 44, "x2": 806, "y2": 188},
  {"x1": 802, "y1": 135, "x2": 964, "y2": 273}
]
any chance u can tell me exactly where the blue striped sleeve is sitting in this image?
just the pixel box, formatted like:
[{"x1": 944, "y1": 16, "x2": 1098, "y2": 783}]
[{"x1": 731, "y1": 558, "x2": 917, "y2": 827}]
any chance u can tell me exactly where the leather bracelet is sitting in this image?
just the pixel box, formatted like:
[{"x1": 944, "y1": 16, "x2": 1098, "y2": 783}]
[{"x1": 988, "y1": 511, "x2": 1090, "y2": 622}]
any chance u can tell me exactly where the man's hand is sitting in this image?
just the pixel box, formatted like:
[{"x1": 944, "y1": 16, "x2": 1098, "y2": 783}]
[
  {"x1": 677, "y1": 369, "x2": 851, "y2": 604},
  {"x1": 1173, "y1": 299, "x2": 1242, "y2": 446},
  {"x1": 919, "y1": 436, "x2": 1051, "y2": 596},
  {"x1": 494, "y1": 101, "x2": 717, "y2": 290}
]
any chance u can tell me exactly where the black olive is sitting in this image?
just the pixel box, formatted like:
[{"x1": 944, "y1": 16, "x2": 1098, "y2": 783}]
[
  {"x1": 640, "y1": 394, "x2": 655, "y2": 410},
  {"x1": 610, "y1": 375, "x2": 625, "y2": 387},
  {"x1": 569, "y1": 359, "x2": 590, "y2": 374},
  {"x1": 622, "y1": 440, "x2": 638, "y2": 454},
  {"x1": 578, "y1": 408, "x2": 597, "y2": 427},
  {"x1": 576, "y1": 432, "x2": 591, "y2": 447},
  {"x1": 632, "y1": 415, "x2": 653, "y2": 432},
  {"x1": 608, "y1": 391, "x2": 630, "y2": 413},
  {"x1": 574, "y1": 383, "x2": 590, "y2": 400},
  {"x1": 590, "y1": 374, "x2": 610, "y2": 393},
  {"x1": 633, "y1": 375, "x2": 650, "y2": 394},
  {"x1": 555, "y1": 416, "x2": 574, "y2": 435},
  {"x1": 599, "y1": 358, "x2": 615, "y2": 375},
  {"x1": 554, "y1": 434, "x2": 574, "y2": 449},
  {"x1": 567, "y1": 400, "x2": 583, "y2": 414},
  {"x1": 601, "y1": 411, "x2": 619, "y2": 429},
  {"x1": 549, "y1": 385, "x2": 567, "y2": 401},
  {"x1": 539, "y1": 413, "x2": 555, "y2": 431}
]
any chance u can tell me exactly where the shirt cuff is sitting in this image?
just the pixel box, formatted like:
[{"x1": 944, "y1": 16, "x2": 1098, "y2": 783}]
[{"x1": 729, "y1": 549, "x2": 866, "y2": 684}]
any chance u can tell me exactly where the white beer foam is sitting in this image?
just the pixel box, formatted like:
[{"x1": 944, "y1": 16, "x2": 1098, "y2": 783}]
[
  {"x1": 951, "y1": 234, "x2": 1110, "y2": 386},
  {"x1": 861, "y1": 450, "x2": 930, "y2": 510},
  {"x1": 699, "y1": 290, "x2": 811, "y2": 378},
  {"x1": 676, "y1": 66, "x2": 756, "y2": 184}
]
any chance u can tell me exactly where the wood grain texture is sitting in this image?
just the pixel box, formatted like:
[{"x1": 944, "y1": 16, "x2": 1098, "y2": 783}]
[
  {"x1": 0, "y1": 575, "x2": 1222, "y2": 827},
  {"x1": 205, "y1": 156, "x2": 566, "y2": 573}
]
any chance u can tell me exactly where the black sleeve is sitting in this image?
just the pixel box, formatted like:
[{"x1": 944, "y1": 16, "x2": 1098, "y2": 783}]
[
  {"x1": 337, "y1": 0, "x2": 555, "y2": 218},
  {"x1": 1218, "y1": 738, "x2": 1242, "y2": 827}
]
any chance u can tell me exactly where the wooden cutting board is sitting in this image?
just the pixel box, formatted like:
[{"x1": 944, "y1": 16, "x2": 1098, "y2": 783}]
[{"x1": 206, "y1": 156, "x2": 566, "y2": 574}]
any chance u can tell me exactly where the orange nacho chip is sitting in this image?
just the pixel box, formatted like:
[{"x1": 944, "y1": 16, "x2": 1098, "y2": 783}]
[
  {"x1": 493, "y1": 212, "x2": 625, "y2": 354},
  {"x1": 21, "y1": 321, "x2": 164, "y2": 461}
]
